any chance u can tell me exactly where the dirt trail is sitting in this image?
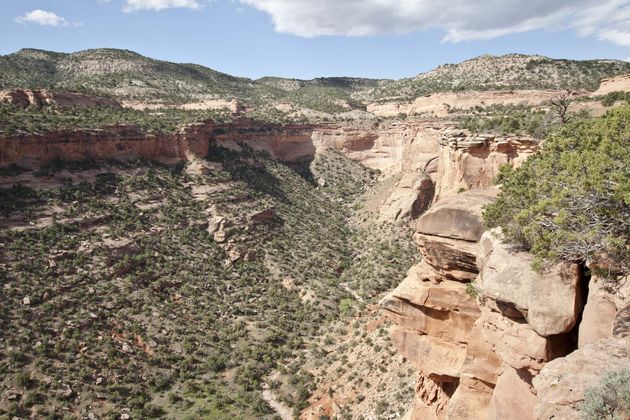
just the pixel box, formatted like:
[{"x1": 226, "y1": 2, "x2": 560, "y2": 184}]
[{"x1": 262, "y1": 388, "x2": 294, "y2": 420}]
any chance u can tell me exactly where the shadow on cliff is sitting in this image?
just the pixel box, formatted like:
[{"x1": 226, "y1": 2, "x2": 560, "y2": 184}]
[
  {"x1": 206, "y1": 139, "x2": 289, "y2": 203},
  {"x1": 285, "y1": 157, "x2": 316, "y2": 186}
]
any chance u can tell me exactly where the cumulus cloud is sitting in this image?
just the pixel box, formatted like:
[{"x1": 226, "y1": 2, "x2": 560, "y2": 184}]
[
  {"x1": 239, "y1": 0, "x2": 630, "y2": 45},
  {"x1": 15, "y1": 10, "x2": 69, "y2": 26},
  {"x1": 123, "y1": 0, "x2": 203, "y2": 12}
]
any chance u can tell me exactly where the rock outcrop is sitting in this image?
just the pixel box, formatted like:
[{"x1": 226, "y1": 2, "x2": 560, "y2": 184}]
[
  {"x1": 477, "y1": 229, "x2": 584, "y2": 337},
  {"x1": 433, "y1": 130, "x2": 538, "y2": 201},
  {"x1": 378, "y1": 170, "x2": 434, "y2": 223},
  {"x1": 533, "y1": 337, "x2": 630, "y2": 419},
  {"x1": 0, "y1": 119, "x2": 320, "y2": 168},
  {"x1": 381, "y1": 198, "x2": 608, "y2": 420},
  {"x1": 0, "y1": 89, "x2": 121, "y2": 109},
  {"x1": 578, "y1": 274, "x2": 630, "y2": 347},
  {"x1": 367, "y1": 90, "x2": 562, "y2": 118},
  {"x1": 381, "y1": 188, "x2": 499, "y2": 418},
  {"x1": 311, "y1": 120, "x2": 442, "y2": 174},
  {"x1": 591, "y1": 73, "x2": 630, "y2": 96}
]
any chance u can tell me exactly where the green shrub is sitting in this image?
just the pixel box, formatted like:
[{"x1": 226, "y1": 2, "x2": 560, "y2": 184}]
[
  {"x1": 601, "y1": 91, "x2": 630, "y2": 107},
  {"x1": 581, "y1": 369, "x2": 630, "y2": 420},
  {"x1": 483, "y1": 106, "x2": 630, "y2": 274}
]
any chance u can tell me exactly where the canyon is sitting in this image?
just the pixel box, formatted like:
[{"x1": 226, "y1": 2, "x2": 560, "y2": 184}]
[
  {"x1": 3, "y1": 107, "x2": 627, "y2": 419},
  {"x1": 1, "y1": 50, "x2": 629, "y2": 420}
]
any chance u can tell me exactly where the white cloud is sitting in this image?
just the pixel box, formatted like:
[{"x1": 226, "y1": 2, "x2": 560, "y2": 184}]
[
  {"x1": 123, "y1": 0, "x2": 203, "y2": 12},
  {"x1": 239, "y1": 0, "x2": 630, "y2": 46},
  {"x1": 598, "y1": 29, "x2": 630, "y2": 46},
  {"x1": 15, "y1": 10, "x2": 69, "y2": 26}
]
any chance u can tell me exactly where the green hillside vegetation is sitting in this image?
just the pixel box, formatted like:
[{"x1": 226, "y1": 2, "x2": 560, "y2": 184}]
[
  {"x1": 483, "y1": 105, "x2": 630, "y2": 275},
  {"x1": 456, "y1": 104, "x2": 551, "y2": 137},
  {"x1": 1, "y1": 49, "x2": 628, "y2": 110},
  {"x1": 369, "y1": 54, "x2": 630, "y2": 101},
  {"x1": 0, "y1": 105, "x2": 231, "y2": 136},
  {"x1": 0, "y1": 145, "x2": 416, "y2": 419}
]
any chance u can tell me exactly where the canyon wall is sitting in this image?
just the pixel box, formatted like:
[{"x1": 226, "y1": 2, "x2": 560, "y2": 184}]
[
  {"x1": 381, "y1": 133, "x2": 630, "y2": 419},
  {"x1": 367, "y1": 90, "x2": 563, "y2": 118},
  {"x1": 0, "y1": 119, "x2": 320, "y2": 168}
]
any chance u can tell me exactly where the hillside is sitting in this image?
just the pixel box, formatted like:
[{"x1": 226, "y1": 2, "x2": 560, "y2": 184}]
[
  {"x1": 369, "y1": 54, "x2": 630, "y2": 100},
  {"x1": 1, "y1": 49, "x2": 628, "y2": 111},
  {"x1": 0, "y1": 143, "x2": 421, "y2": 419}
]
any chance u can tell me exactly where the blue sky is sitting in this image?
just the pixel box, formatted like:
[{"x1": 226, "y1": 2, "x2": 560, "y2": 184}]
[{"x1": 2, "y1": 0, "x2": 629, "y2": 80}]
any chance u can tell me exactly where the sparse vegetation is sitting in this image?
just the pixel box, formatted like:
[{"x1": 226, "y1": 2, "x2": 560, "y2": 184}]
[
  {"x1": 581, "y1": 369, "x2": 630, "y2": 420},
  {"x1": 0, "y1": 144, "x2": 416, "y2": 418},
  {"x1": 0, "y1": 104, "x2": 230, "y2": 136}
]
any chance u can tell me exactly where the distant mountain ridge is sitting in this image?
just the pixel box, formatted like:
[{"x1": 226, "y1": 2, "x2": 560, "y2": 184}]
[{"x1": 1, "y1": 48, "x2": 629, "y2": 109}]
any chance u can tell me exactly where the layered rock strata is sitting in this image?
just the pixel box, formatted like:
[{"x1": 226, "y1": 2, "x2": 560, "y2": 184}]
[
  {"x1": 0, "y1": 89, "x2": 121, "y2": 109},
  {"x1": 384, "y1": 199, "x2": 629, "y2": 419},
  {"x1": 0, "y1": 119, "x2": 320, "y2": 167}
]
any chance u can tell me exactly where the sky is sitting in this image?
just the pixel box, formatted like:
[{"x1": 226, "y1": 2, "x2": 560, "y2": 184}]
[{"x1": 1, "y1": 0, "x2": 630, "y2": 80}]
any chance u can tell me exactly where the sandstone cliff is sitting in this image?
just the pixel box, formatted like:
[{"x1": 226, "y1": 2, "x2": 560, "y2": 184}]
[
  {"x1": 0, "y1": 119, "x2": 319, "y2": 168},
  {"x1": 380, "y1": 132, "x2": 630, "y2": 420}
]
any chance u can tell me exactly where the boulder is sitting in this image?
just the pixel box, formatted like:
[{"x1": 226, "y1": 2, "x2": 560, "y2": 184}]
[
  {"x1": 414, "y1": 189, "x2": 498, "y2": 242},
  {"x1": 378, "y1": 171, "x2": 434, "y2": 223},
  {"x1": 249, "y1": 207, "x2": 275, "y2": 223},
  {"x1": 477, "y1": 229, "x2": 583, "y2": 337},
  {"x1": 533, "y1": 337, "x2": 630, "y2": 420},
  {"x1": 102, "y1": 237, "x2": 140, "y2": 263},
  {"x1": 487, "y1": 364, "x2": 537, "y2": 420},
  {"x1": 479, "y1": 307, "x2": 571, "y2": 373}
]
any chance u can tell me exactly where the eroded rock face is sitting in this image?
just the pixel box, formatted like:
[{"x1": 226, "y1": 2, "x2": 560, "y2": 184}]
[
  {"x1": 390, "y1": 326, "x2": 467, "y2": 381},
  {"x1": 479, "y1": 307, "x2": 571, "y2": 374},
  {"x1": 382, "y1": 189, "x2": 501, "y2": 418},
  {"x1": 412, "y1": 189, "x2": 498, "y2": 282},
  {"x1": 381, "y1": 263, "x2": 479, "y2": 344},
  {"x1": 0, "y1": 119, "x2": 320, "y2": 168},
  {"x1": 378, "y1": 171, "x2": 434, "y2": 223},
  {"x1": 533, "y1": 337, "x2": 630, "y2": 420},
  {"x1": 311, "y1": 120, "x2": 441, "y2": 174},
  {"x1": 410, "y1": 374, "x2": 455, "y2": 420},
  {"x1": 477, "y1": 229, "x2": 584, "y2": 337},
  {"x1": 0, "y1": 89, "x2": 122, "y2": 109},
  {"x1": 579, "y1": 275, "x2": 630, "y2": 347},
  {"x1": 446, "y1": 318, "x2": 502, "y2": 420},
  {"x1": 413, "y1": 234, "x2": 479, "y2": 282},
  {"x1": 433, "y1": 131, "x2": 538, "y2": 201},
  {"x1": 592, "y1": 73, "x2": 630, "y2": 96},
  {"x1": 613, "y1": 304, "x2": 630, "y2": 339},
  {"x1": 487, "y1": 364, "x2": 537, "y2": 420}
]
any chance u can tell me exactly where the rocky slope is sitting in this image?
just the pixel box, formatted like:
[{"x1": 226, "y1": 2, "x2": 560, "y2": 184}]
[{"x1": 369, "y1": 54, "x2": 630, "y2": 100}]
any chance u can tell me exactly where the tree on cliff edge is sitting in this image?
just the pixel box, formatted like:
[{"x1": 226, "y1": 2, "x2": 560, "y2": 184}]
[{"x1": 483, "y1": 105, "x2": 630, "y2": 275}]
